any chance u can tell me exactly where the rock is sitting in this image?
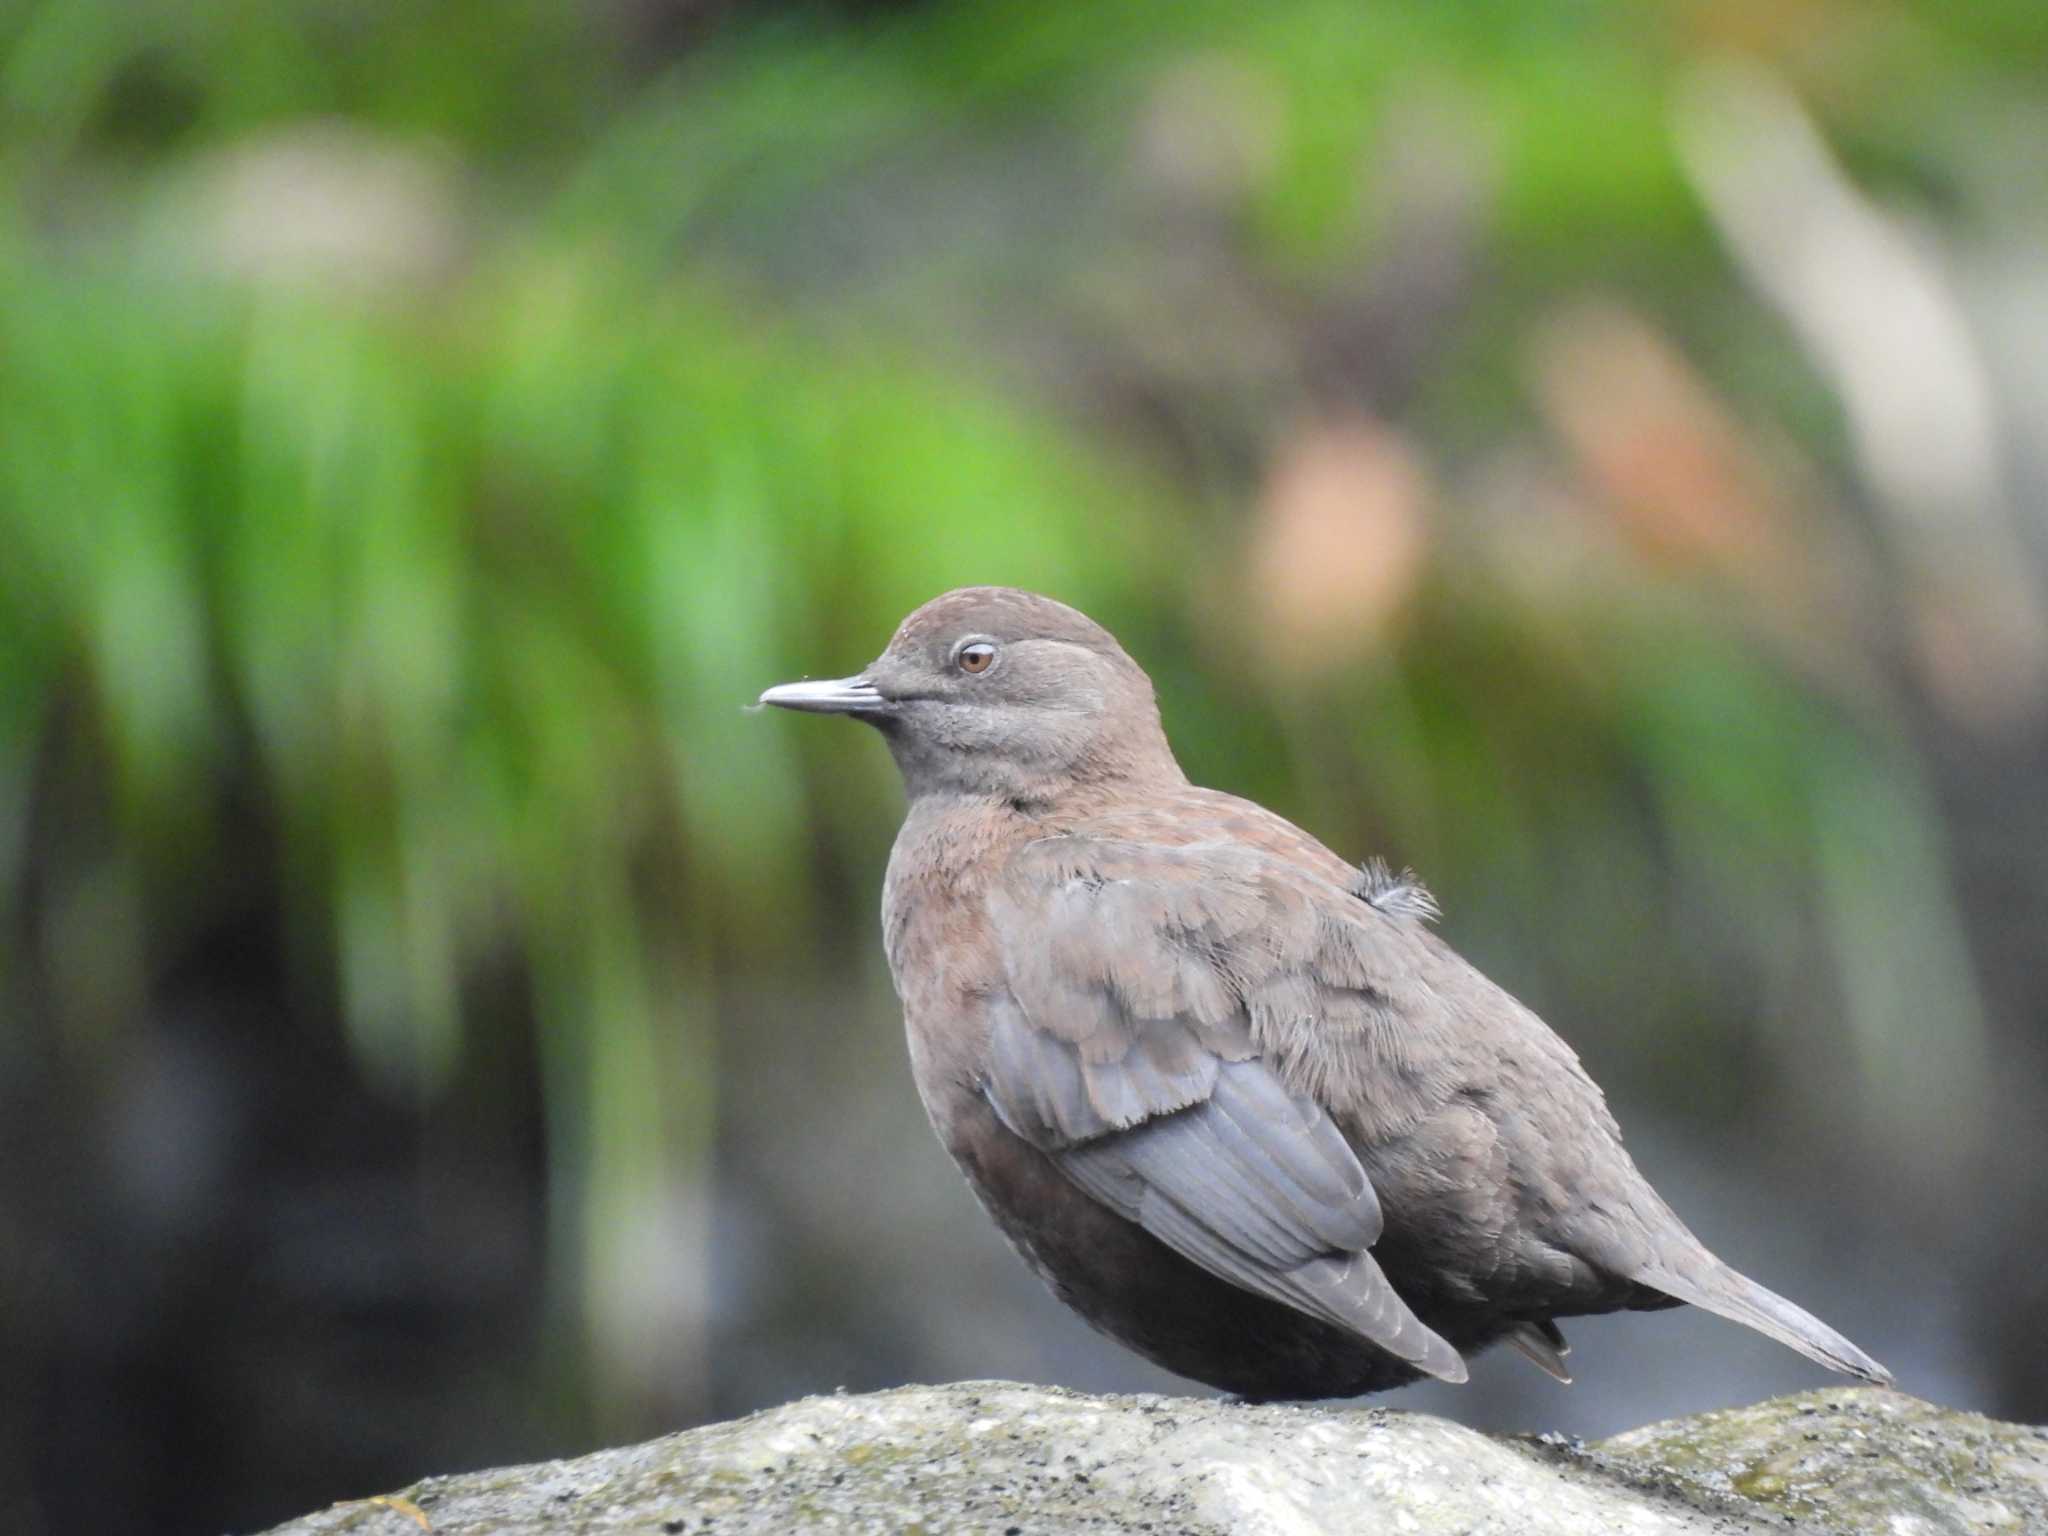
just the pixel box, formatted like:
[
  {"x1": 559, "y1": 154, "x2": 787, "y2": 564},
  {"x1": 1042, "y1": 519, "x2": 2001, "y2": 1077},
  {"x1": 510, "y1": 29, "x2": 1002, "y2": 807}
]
[{"x1": 257, "y1": 1383, "x2": 2048, "y2": 1536}]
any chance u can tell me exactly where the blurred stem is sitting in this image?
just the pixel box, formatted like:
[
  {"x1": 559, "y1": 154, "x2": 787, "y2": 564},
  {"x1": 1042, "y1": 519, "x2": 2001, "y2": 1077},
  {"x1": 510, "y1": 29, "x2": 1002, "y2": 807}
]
[{"x1": 1808, "y1": 739, "x2": 1991, "y2": 1184}]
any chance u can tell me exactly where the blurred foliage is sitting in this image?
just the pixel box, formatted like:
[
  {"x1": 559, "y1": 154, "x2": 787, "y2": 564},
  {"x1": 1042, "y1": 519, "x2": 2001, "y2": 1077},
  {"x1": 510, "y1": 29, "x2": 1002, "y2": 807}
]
[
  {"x1": 0, "y1": 225, "x2": 1155, "y2": 1408},
  {"x1": 3, "y1": 0, "x2": 2047, "y2": 1531}
]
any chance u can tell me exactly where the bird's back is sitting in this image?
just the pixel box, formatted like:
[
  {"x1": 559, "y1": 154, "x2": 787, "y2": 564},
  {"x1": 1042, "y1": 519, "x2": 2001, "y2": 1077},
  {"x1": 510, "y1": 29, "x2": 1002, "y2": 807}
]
[
  {"x1": 1039, "y1": 787, "x2": 1668, "y2": 1310},
  {"x1": 995, "y1": 783, "x2": 1884, "y2": 1381}
]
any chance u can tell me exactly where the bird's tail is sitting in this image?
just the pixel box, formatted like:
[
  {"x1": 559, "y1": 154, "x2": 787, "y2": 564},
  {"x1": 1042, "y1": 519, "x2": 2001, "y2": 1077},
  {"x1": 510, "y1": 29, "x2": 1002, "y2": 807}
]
[{"x1": 1638, "y1": 1256, "x2": 1891, "y2": 1386}]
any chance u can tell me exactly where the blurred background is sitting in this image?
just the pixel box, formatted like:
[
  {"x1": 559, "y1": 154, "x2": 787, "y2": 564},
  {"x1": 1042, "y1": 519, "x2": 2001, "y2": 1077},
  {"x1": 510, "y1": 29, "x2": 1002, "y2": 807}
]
[{"x1": 3, "y1": 1, "x2": 2046, "y2": 1531}]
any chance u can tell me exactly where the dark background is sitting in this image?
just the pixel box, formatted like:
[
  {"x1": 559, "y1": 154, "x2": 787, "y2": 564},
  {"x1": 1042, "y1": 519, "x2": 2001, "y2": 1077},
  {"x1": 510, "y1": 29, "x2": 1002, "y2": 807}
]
[{"x1": 3, "y1": 3, "x2": 2046, "y2": 1533}]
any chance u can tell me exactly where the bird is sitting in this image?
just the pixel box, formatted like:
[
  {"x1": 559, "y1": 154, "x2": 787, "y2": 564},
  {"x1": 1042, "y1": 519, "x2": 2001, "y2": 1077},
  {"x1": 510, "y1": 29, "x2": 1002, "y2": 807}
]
[{"x1": 758, "y1": 585, "x2": 1890, "y2": 1399}]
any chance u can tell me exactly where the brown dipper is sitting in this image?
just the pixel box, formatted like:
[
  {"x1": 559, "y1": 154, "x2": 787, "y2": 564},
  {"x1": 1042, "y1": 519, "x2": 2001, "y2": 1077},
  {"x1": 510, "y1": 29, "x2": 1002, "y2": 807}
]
[{"x1": 760, "y1": 587, "x2": 1890, "y2": 1398}]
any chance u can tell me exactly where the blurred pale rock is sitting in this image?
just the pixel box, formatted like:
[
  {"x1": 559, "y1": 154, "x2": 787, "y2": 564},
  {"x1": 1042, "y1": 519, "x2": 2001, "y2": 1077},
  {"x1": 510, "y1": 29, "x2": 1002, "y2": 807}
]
[
  {"x1": 257, "y1": 1384, "x2": 2047, "y2": 1536},
  {"x1": 162, "y1": 122, "x2": 466, "y2": 292},
  {"x1": 1675, "y1": 60, "x2": 2048, "y2": 726},
  {"x1": 1133, "y1": 53, "x2": 1284, "y2": 209},
  {"x1": 1244, "y1": 417, "x2": 1431, "y2": 678}
]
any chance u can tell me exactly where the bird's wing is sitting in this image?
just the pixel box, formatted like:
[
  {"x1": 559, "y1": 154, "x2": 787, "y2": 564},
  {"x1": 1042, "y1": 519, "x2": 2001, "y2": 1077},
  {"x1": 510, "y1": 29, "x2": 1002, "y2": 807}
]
[{"x1": 981, "y1": 837, "x2": 1467, "y2": 1383}]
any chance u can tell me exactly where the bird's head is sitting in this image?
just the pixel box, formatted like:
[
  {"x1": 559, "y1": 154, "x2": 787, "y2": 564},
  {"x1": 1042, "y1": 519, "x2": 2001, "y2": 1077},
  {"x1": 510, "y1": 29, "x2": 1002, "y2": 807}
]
[{"x1": 759, "y1": 586, "x2": 1183, "y2": 807}]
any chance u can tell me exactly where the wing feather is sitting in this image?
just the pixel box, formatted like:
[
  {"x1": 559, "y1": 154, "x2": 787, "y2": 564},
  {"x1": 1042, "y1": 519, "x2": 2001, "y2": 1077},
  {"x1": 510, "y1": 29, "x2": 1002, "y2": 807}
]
[{"x1": 982, "y1": 844, "x2": 1468, "y2": 1385}]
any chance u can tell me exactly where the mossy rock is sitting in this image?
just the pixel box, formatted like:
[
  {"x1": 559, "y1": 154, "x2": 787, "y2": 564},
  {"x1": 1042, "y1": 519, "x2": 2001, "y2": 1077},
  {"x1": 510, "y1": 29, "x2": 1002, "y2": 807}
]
[{"x1": 261, "y1": 1383, "x2": 2048, "y2": 1535}]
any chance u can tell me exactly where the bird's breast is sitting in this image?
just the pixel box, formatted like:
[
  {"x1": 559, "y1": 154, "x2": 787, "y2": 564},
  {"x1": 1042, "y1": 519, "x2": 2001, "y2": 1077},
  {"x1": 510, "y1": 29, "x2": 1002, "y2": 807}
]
[{"x1": 881, "y1": 798, "x2": 1043, "y2": 1112}]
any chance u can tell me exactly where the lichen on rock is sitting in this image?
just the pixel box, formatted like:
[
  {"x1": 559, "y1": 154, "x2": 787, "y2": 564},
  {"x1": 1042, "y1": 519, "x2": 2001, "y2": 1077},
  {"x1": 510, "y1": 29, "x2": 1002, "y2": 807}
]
[{"x1": 258, "y1": 1384, "x2": 2048, "y2": 1536}]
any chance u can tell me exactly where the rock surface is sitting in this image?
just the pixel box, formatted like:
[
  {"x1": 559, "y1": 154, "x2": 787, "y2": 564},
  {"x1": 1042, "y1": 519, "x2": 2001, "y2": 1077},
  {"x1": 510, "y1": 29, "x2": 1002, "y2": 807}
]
[{"x1": 260, "y1": 1383, "x2": 2048, "y2": 1536}]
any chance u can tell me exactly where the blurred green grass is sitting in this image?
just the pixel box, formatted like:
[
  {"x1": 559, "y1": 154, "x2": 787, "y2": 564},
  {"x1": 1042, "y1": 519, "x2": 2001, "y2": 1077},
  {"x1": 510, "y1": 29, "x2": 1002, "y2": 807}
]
[{"x1": 0, "y1": 234, "x2": 1160, "y2": 1390}]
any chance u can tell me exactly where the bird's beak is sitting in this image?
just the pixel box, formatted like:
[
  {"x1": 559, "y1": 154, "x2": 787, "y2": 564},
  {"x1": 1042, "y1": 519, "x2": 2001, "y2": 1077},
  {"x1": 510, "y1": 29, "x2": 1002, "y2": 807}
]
[{"x1": 757, "y1": 674, "x2": 889, "y2": 715}]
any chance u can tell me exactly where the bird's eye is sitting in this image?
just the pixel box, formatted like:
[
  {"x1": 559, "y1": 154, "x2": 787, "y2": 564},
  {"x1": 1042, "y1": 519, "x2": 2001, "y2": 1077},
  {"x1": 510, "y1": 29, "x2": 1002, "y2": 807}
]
[{"x1": 956, "y1": 642, "x2": 997, "y2": 675}]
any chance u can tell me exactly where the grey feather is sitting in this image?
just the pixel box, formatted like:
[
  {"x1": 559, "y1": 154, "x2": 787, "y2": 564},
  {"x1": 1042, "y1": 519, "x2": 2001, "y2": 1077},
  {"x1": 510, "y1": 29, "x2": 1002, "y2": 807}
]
[
  {"x1": 989, "y1": 1016, "x2": 1467, "y2": 1384},
  {"x1": 1350, "y1": 857, "x2": 1442, "y2": 924},
  {"x1": 1636, "y1": 1258, "x2": 1891, "y2": 1386},
  {"x1": 1056, "y1": 1091, "x2": 1466, "y2": 1383},
  {"x1": 1507, "y1": 1320, "x2": 1573, "y2": 1383}
]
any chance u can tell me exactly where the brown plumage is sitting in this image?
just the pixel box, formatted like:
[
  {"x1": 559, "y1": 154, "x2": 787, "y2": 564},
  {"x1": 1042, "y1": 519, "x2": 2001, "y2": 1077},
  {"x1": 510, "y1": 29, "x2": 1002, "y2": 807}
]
[{"x1": 759, "y1": 586, "x2": 1890, "y2": 1399}]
